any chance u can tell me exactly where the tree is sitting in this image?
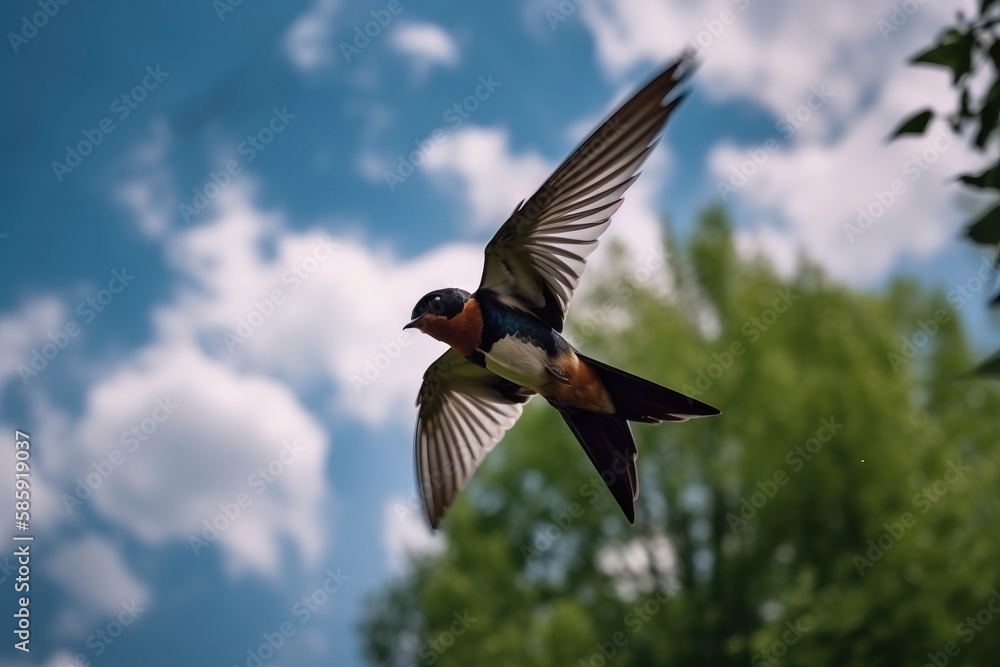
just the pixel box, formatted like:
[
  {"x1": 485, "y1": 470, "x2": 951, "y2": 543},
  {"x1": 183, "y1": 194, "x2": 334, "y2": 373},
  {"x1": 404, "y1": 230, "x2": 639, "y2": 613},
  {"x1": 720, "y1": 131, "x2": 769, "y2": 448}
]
[
  {"x1": 891, "y1": 1, "x2": 1000, "y2": 374},
  {"x1": 361, "y1": 208, "x2": 1000, "y2": 666}
]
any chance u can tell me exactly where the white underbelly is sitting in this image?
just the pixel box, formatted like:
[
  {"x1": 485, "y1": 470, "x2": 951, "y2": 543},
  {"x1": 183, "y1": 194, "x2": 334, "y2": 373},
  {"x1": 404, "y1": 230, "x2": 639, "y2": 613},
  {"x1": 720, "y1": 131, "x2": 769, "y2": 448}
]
[{"x1": 484, "y1": 336, "x2": 550, "y2": 390}]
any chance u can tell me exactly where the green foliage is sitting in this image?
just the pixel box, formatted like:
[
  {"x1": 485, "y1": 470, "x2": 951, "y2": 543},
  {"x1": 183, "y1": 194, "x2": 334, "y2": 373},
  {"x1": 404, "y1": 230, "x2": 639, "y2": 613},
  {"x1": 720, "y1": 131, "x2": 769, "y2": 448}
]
[
  {"x1": 968, "y1": 202, "x2": 1000, "y2": 244},
  {"x1": 893, "y1": 4, "x2": 1000, "y2": 373},
  {"x1": 972, "y1": 349, "x2": 1000, "y2": 374},
  {"x1": 889, "y1": 109, "x2": 934, "y2": 139},
  {"x1": 360, "y1": 209, "x2": 1000, "y2": 666}
]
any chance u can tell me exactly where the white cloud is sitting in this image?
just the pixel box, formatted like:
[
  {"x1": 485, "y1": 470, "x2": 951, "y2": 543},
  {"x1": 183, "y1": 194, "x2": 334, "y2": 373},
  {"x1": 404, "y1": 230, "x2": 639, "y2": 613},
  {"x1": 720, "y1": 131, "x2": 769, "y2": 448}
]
[
  {"x1": 390, "y1": 22, "x2": 460, "y2": 78},
  {"x1": 33, "y1": 170, "x2": 487, "y2": 579},
  {"x1": 715, "y1": 104, "x2": 981, "y2": 283},
  {"x1": 422, "y1": 126, "x2": 553, "y2": 228},
  {"x1": 141, "y1": 182, "x2": 483, "y2": 426},
  {"x1": 382, "y1": 494, "x2": 444, "y2": 572},
  {"x1": 705, "y1": 30, "x2": 989, "y2": 283},
  {"x1": 2, "y1": 147, "x2": 493, "y2": 629},
  {"x1": 46, "y1": 536, "x2": 151, "y2": 638},
  {"x1": 0, "y1": 302, "x2": 75, "y2": 538},
  {"x1": 7, "y1": 651, "x2": 85, "y2": 667},
  {"x1": 115, "y1": 119, "x2": 175, "y2": 239},
  {"x1": 76, "y1": 342, "x2": 329, "y2": 577},
  {"x1": 0, "y1": 297, "x2": 65, "y2": 394},
  {"x1": 577, "y1": 0, "x2": 959, "y2": 124},
  {"x1": 284, "y1": 0, "x2": 341, "y2": 71},
  {"x1": 572, "y1": 0, "x2": 983, "y2": 283}
]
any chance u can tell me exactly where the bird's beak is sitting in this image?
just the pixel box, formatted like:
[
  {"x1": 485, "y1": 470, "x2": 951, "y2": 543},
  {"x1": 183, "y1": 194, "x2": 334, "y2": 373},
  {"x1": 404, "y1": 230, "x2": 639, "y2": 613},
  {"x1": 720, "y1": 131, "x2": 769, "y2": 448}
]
[{"x1": 403, "y1": 316, "x2": 422, "y2": 331}]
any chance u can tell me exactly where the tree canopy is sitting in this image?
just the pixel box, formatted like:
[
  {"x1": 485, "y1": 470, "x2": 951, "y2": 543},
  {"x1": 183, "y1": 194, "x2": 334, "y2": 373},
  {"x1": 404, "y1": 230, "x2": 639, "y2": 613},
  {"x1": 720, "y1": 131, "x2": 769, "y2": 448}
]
[{"x1": 361, "y1": 208, "x2": 1000, "y2": 667}]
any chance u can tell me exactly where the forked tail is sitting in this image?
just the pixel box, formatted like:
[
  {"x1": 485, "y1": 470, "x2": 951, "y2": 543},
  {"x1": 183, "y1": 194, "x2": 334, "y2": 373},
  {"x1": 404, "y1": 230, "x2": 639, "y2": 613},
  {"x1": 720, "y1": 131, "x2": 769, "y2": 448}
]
[{"x1": 579, "y1": 353, "x2": 721, "y2": 423}]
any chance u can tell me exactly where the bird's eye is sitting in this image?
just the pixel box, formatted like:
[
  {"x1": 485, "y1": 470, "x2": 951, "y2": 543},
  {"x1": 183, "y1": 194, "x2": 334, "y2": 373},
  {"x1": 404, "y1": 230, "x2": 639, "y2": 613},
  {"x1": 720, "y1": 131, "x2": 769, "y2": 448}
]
[{"x1": 434, "y1": 296, "x2": 441, "y2": 301}]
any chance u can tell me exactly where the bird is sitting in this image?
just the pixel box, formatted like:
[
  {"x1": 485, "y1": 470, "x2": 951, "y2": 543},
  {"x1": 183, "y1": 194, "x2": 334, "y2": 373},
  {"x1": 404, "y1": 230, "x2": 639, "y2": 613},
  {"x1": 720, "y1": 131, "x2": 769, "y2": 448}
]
[{"x1": 405, "y1": 52, "x2": 720, "y2": 529}]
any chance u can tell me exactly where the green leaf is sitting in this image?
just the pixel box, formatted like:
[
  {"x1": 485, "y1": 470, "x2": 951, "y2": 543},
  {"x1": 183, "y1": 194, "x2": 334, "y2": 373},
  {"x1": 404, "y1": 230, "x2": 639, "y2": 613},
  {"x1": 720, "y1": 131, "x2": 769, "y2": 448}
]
[
  {"x1": 959, "y1": 86, "x2": 973, "y2": 119},
  {"x1": 889, "y1": 109, "x2": 934, "y2": 139},
  {"x1": 967, "y1": 201, "x2": 1000, "y2": 244},
  {"x1": 912, "y1": 32, "x2": 974, "y2": 83},
  {"x1": 988, "y1": 76, "x2": 1000, "y2": 105},
  {"x1": 971, "y1": 349, "x2": 1000, "y2": 375},
  {"x1": 974, "y1": 78, "x2": 1000, "y2": 147},
  {"x1": 989, "y1": 38, "x2": 1000, "y2": 70},
  {"x1": 977, "y1": 101, "x2": 1000, "y2": 148},
  {"x1": 957, "y1": 163, "x2": 1000, "y2": 189}
]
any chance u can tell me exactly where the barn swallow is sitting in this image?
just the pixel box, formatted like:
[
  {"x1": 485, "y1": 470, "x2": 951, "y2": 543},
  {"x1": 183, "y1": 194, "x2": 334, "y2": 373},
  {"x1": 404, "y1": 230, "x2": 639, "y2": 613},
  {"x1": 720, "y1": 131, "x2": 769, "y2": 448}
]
[{"x1": 405, "y1": 52, "x2": 719, "y2": 529}]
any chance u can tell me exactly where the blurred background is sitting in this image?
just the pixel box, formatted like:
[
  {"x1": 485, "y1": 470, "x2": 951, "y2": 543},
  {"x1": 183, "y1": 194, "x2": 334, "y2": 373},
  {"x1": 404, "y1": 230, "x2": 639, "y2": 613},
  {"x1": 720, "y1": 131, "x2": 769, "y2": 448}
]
[{"x1": 2, "y1": 0, "x2": 999, "y2": 665}]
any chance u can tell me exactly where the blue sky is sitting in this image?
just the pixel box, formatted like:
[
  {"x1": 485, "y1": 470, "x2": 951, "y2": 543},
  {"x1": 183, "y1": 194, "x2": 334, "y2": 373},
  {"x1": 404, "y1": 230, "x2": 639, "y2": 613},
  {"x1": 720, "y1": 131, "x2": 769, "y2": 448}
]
[{"x1": 2, "y1": 0, "x2": 998, "y2": 666}]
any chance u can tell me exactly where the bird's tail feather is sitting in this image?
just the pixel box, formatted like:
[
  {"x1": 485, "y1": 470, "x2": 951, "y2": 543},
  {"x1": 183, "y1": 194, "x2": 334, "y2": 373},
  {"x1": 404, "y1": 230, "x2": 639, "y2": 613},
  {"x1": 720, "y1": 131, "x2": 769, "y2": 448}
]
[
  {"x1": 578, "y1": 353, "x2": 721, "y2": 423},
  {"x1": 558, "y1": 408, "x2": 637, "y2": 523}
]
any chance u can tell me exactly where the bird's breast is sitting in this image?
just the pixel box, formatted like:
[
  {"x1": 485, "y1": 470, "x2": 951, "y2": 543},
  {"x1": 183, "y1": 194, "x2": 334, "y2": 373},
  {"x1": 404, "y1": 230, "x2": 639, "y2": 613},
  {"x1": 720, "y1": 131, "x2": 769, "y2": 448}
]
[
  {"x1": 481, "y1": 335, "x2": 614, "y2": 414},
  {"x1": 483, "y1": 335, "x2": 552, "y2": 389}
]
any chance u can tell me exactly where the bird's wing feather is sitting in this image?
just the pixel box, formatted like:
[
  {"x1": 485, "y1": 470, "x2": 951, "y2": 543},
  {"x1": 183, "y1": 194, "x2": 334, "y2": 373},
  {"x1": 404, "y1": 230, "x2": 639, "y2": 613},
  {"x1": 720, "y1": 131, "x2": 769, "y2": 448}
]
[
  {"x1": 478, "y1": 52, "x2": 696, "y2": 331},
  {"x1": 415, "y1": 349, "x2": 534, "y2": 528}
]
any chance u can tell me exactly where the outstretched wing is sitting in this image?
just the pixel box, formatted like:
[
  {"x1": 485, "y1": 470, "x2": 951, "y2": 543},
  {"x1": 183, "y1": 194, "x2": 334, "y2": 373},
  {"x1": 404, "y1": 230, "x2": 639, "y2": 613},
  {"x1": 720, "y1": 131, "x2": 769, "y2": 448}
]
[
  {"x1": 479, "y1": 53, "x2": 695, "y2": 331},
  {"x1": 415, "y1": 349, "x2": 535, "y2": 528}
]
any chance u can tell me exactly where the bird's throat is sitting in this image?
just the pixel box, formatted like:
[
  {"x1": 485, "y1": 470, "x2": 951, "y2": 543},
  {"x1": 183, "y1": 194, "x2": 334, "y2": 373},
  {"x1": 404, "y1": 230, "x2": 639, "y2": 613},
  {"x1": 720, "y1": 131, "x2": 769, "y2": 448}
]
[{"x1": 421, "y1": 296, "x2": 483, "y2": 358}]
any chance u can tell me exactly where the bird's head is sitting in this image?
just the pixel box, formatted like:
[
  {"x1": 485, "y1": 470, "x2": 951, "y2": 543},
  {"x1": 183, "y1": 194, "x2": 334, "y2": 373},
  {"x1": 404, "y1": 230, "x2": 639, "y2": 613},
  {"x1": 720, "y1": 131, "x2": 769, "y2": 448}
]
[{"x1": 404, "y1": 288, "x2": 472, "y2": 333}]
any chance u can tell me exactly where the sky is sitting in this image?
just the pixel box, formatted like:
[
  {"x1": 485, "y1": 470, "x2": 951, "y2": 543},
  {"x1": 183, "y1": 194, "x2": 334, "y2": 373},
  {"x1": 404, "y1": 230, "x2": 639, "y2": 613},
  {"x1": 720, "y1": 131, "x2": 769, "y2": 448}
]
[{"x1": 1, "y1": 0, "x2": 998, "y2": 665}]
